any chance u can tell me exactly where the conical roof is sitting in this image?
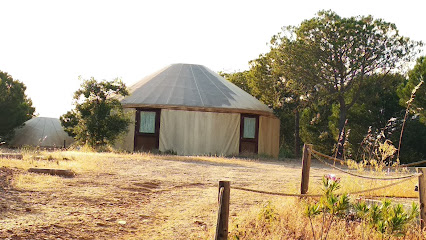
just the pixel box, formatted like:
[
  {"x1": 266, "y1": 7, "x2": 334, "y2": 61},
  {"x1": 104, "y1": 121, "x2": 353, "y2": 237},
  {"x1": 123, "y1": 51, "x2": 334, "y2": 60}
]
[
  {"x1": 9, "y1": 117, "x2": 75, "y2": 148},
  {"x1": 121, "y1": 64, "x2": 274, "y2": 116}
]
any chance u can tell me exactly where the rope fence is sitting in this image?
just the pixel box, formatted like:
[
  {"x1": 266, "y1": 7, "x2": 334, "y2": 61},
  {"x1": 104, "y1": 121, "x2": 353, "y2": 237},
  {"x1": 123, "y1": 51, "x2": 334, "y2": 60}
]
[
  {"x1": 214, "y1": 144, "x2": 426, "y2": 239},
  {"x1": 401, "y1": 159, "x2": 426, "y2": 168},
  {"x1": 348, "y1": 174, "x2": 419, "y2": 195},
  {"x1": 310, "y1": 149, "x2": 346, "y2": 165},
  {"x1": 232, "y1": 186, "x2": 322, "y2": 198},
  {"x1": 310, "y1": 147, "x2": 426, "y2": 168},
  {"x1": 227, "y1": 145, "x2": 421, "y2": 199},
  {"x1": 310, "y1": 150, "x2": 421, "y2": 181},
  {"x1": 230, "y1": 147, "x2": 421, "y2": 198},
  {"x1": 232, "y1": 173, "x2": 419, "y2": 197}
]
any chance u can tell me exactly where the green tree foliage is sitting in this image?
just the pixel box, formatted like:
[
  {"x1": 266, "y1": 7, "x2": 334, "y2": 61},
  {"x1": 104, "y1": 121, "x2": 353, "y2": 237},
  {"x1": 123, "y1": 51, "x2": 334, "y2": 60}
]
[
  {"x1": 273, "y1": 10, "x2": 421, "y2": 157},
  {"x1": 60, "y1": 77, "x2": 130, "y2": 147},
  {"x1": 267, "y1": 36, "x2": 319, "y2": 157},
  {"x1": 223, "y1": 11, "x2": 424, "y2": 161},
  {"x1": 301, "y1": 72, "x2": 426, "y2": 162},
  {"x1": 219, "y1": 71, "x2": 255, "y2": 97},
  {"x1": 0, "y1": 71, "x2": 35, "y2": 141},
  {"x1": 398, "y1": 56, "x2": 426, "y2": 124},
  {"x1": 398, "y1": 118, "x2": 426, "y2": 162},
  {"x1": 300, "y1": 102, "x2": 335, "y2": 155},
  {"x1": 221, "y1": 54, "x2": 287, "y2": 109},
  {"x1": 394, "y1": 58, "x2": 426, "y2": 162},
  {"x1": 341, "y1": 74, "x2": 405, "y2": 158}
]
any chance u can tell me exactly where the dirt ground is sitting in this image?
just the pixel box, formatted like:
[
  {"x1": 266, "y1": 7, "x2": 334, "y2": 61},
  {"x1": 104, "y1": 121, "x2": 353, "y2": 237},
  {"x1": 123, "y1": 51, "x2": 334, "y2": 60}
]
[{"x1": 0, "y1": 155, "x2": 416, "y2": 239}]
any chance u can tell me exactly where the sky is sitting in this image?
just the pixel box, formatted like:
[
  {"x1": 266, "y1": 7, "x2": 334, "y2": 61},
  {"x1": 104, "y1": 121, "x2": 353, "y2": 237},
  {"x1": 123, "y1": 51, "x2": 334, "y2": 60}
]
[{"x1": 1, "y1": 0, "x2": 425, "y2": 118}]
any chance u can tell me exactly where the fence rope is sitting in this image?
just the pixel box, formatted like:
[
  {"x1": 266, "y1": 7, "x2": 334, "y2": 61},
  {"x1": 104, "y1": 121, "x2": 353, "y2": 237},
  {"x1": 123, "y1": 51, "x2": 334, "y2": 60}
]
[
  {"x1": 400, "y1": 159, "x2": 426, "y2": 168},
  {"x1": 310, "y1": 149, "x2": 346, "y2": 165},
  {"x1": 220, "y1": 146, "x2": 423, "y2": 200},
  {"x1": 311, "y1": 147, "x2": 426, "y2": 168},
  {"x1": 311, "y1": 151, "x2": 421, "y2": 181},
  {"x1": 233, "y1": 186, "x2": 322, "y2": 197},
  {"x1": 347, "y1": 173, "x2": 419, "y2": 195},
  {"x1": 233, "y1": 172, "x2": 419, "y2": 198}
]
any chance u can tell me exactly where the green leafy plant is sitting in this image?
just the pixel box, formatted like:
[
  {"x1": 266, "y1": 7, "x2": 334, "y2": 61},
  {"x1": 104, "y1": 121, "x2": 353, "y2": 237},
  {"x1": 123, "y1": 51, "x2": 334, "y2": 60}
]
[
  {"x1": 306, "y1": 174, "x2": 419, "y2": 240},
  {"x1": 354, "y1": 199, "x2": 419, "y2": 239},
  {"x1": 305, "y1": 174, "x2": 350, "y2": 240}
]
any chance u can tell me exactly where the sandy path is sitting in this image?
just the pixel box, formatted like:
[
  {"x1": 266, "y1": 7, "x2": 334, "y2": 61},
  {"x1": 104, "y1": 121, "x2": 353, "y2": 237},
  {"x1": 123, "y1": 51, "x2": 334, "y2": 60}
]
[{"x1": 0, "y1": 157, "x2": 340, "y2": 239}]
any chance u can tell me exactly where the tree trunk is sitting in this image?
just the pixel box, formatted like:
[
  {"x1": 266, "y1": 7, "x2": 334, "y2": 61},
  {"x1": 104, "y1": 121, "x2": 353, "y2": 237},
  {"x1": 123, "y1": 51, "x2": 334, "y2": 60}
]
[
  {"x1": 336, "y1": 98, "x2": 347, "y2": 159},
  {"x1": 294, "y1": 110, "x2": 300, "y2": 158}
]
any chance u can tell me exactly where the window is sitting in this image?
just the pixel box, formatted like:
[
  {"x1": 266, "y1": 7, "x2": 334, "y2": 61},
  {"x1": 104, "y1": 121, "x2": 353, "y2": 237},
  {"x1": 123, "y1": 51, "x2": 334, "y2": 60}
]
[
  {"x1": 243, "y1": 117, "x2": 256, "y2": 139},
  {"x1": 139, "y1": 111, "x2": 156, "y2": 133}
]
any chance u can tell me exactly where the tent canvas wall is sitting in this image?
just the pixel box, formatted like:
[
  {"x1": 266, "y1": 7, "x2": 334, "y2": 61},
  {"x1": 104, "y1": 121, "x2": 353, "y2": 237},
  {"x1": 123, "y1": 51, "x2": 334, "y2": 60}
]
[
  {"x1": 9, "y1": 117, "x2": 75, "y2": 148},
  {"x1": 116, "y1": 63, "x2": 280, "y2": 157}
]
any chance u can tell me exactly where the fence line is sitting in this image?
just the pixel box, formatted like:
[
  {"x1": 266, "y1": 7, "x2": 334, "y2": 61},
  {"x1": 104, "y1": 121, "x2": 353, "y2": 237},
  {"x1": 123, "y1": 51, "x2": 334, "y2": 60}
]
[
  {"x1": 232, "y1": 186, "x2": 322, "y2": 197},
  {"x1": 401, "y1": 159, "x2": 426, "y2": 168},
  {"x1": 348, "y1": 174, "x2": 419, "y2": 195},
  {"x1": 214, "y1": 144, "x2": 426, "y2": 236},
  {"x1": 233, "y1": 173, "x2": 419, "y2": 197},
  {"x1": 310, "y1": 149, "x2": 346, "y2": 164},
  {"x1": 311, "y1": 146, "x2": 426, "y2": 168},
  {"x1": 232, "y1": 144, "x2": 421, "y2": 197},
  {"x1": 311, "y1": 151, "x2": 421, "y2": 180}
]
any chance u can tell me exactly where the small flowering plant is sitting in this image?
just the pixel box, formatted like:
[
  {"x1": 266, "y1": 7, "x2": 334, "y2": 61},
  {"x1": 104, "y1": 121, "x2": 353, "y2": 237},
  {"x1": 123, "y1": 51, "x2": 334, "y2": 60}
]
[
  {"x1": 305, "y1": 174, "x2": 349, "y2": 240},
  {"x1": 325, "y1": 174, "x2": 339, "y2": 182},
  {"x1": 322, "y1": 174, "x2": 341, "y2": 197}
]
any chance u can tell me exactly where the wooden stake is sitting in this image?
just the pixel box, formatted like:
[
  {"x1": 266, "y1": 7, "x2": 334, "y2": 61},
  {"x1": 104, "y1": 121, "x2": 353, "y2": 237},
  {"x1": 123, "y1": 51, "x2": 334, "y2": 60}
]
[
  {"x1": 418, "y1": 168, "x2": 426, "y2": 229},
  {"x1": 301, "y1": 144, "x2": 312, "y2": 195},
  {"x1": 215, "y1": 181, "x2": 230, "y2": 240}
]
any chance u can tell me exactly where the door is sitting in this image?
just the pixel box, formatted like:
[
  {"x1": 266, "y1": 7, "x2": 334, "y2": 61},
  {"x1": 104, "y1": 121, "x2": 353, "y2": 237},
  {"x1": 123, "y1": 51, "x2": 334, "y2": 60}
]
[
  {"x1": 134, "y1": 108, "x2": 161, "y2": 152},
  {"x1": 239, "y1": 114, "x2": 259, "y2": 155}
]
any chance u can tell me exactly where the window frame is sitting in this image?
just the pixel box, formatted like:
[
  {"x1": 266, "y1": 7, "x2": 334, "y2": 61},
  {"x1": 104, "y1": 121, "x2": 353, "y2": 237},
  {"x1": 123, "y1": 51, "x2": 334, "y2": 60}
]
[
  {"x1": 240, "y1": 114, "x2": 259, "y2": 141},
  {"x1": 135, "y1": 108, "x2": 161, "y2": 137}
]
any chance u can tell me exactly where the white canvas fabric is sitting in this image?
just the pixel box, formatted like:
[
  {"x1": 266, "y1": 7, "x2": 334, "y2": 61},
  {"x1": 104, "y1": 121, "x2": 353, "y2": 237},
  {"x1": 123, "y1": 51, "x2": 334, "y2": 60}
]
[
  {"x1": 258, "y1": 116, "x2": 280, "y2": 158},
  {"x1": 121, "y1": 64, "x2": 273, "y2": 116},
  {"x1": 9, "y1": 117, "x2": 75, "y2": 148},
  {"x1": 114, "y1": 108, "x2": 136, "y2": 152},
  {"x1": 159, "y1": 109, "x2": 240, "y2": 156}
]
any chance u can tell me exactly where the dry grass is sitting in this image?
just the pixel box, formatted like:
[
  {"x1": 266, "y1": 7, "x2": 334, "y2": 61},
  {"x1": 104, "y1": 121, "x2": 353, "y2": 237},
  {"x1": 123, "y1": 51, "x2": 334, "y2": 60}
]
[{"x1": 0, "y1": 149, "x2": 422, "y2": 239}]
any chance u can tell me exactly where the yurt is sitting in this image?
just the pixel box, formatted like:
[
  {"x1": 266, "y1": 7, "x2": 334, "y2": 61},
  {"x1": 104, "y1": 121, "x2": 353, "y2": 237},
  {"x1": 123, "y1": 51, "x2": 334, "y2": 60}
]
[
  {"x1": 116, "y1": 63, "x2": 280, "y2": 157},
  {"x1": 9, "y1": 117, "x2": 75, "y2": 148}
]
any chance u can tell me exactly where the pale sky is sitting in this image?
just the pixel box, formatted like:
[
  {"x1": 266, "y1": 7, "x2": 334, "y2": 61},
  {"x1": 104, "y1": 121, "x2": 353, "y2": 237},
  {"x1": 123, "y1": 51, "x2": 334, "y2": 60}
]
[{"x1": 1, "y1": 0, "x2": 425, "y2": 118}]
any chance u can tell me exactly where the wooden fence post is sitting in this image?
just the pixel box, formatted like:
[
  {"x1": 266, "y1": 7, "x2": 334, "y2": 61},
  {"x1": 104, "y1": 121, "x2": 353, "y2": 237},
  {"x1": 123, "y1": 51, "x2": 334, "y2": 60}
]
[
  {"x1": 301, "y1": 144, "x2": 312, "y2": 195},
  {"x1": 215, "y1": 181, "x2": 230, "y2": 240},
  {"x1": 418, "y1": 168, "x2": 426, "y2": 229}
]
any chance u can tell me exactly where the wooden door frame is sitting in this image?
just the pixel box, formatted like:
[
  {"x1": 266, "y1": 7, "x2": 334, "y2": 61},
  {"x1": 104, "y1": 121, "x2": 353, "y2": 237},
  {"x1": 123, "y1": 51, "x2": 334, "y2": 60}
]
[
  {"x1": 239, "y1": 114, "x2": 259, "y2": 154},
  {"x1": 134, "y1": 108, "x2": 161, "y2": 151}
]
